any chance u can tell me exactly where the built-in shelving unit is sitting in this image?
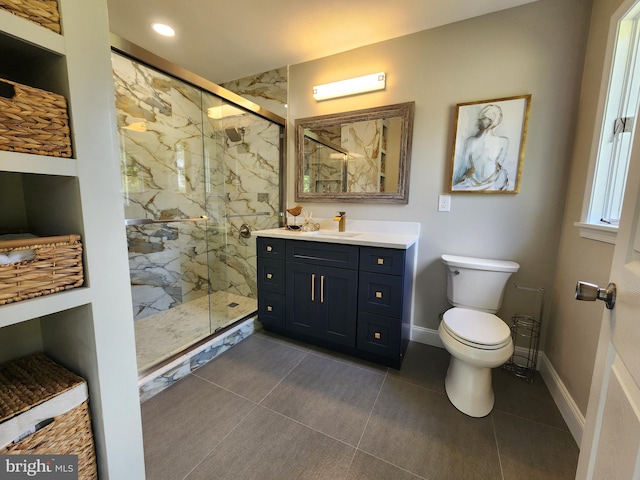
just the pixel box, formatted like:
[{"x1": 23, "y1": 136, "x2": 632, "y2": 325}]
[{"x1": 0, "y1": 2, "x2": 145, "y2": 478}]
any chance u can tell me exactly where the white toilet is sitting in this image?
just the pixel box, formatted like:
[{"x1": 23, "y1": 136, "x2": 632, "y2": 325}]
[{"x1": 439, "y1": 254, "x2": 520, "y2": 417}]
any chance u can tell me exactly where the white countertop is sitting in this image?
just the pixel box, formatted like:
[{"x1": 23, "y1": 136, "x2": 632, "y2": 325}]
[{"x1": 254, "y1": 226, "x2": 419, "y2": 249}]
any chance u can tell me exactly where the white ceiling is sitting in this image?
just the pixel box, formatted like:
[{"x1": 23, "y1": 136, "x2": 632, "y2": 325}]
[{"x1": 107, "y1": 0, "x2": 537, "y2": 85}]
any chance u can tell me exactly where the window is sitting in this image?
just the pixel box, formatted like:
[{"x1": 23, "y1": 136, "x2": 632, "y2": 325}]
[{"x1": 577, "y1": 4, "x2": 640, "y2": 244}]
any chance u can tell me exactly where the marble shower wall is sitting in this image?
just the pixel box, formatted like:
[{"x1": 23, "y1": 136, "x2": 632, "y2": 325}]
[
  {"x1": 221, "y1": 67, "x2": 287, "y2": 118},
  {"x1": 342, "y1": 119, "x2": 385, "y2": 193},
  {"x1": 202, "y1": 91, "x2": 282, "y2": 300},
  {"x1": 112, "y1": 53, "x2": 281, "y2": 321}
]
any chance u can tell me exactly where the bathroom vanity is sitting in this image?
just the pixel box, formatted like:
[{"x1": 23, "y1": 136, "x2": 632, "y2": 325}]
[{"x1": 255, "y1": 224, "x2": 418, "y2": 368}]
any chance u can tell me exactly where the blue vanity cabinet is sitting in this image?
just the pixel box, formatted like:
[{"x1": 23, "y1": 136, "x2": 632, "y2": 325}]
[
  {"x1": 257, "y1": 238, "x2": 287, "y2": 328},
  {"x1": 286, "y1": 241, "x2": 358, "y2": 347},
  {"x1": 357, "y1": 246, "x2": 415, "y2": 367},
  {"x1": 257, "y1": 236, "x2": 414, "y2": 368}
]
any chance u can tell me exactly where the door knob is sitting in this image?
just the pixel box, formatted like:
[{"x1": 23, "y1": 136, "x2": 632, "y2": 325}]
[{"x1": 575, "y1": 281, "x2": 617, "y2": 309}]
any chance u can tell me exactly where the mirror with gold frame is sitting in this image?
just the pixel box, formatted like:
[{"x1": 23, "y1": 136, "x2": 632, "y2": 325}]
[{"x1": 295, "y1": 102, "x2": 415, "y2": 203}]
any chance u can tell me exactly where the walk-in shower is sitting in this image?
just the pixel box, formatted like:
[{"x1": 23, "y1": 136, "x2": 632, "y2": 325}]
[{"x1": 111, "y1": 46, "x2": 284, "y2": 374}]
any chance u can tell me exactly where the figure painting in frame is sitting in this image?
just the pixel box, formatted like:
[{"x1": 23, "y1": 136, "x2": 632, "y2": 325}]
[{"x1": 450, "y1": 95, "x2": 531, "y2": 193}]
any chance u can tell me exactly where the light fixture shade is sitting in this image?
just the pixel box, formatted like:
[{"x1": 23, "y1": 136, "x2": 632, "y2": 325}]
[{"x1": 312, "y1": 72, "x2": 386, "y2": 101}]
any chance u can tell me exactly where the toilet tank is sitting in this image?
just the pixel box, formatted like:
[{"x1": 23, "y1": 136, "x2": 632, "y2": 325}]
[{"x1": 442, "y1": 254, "x2": 520, "y2": 313}]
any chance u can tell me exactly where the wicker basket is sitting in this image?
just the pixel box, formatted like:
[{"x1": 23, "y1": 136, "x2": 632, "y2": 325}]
[
  {"x1": 0, "y1": 353, "x2": 97, "y2": 479},
  {"x1": 0, "y1": 0, "x2": 61, "y2": 33},
  {"x1": 0, "y1": 234, "x2": 83, "y2": 305},
  {"x1": 0, "y1": 77, "x2": 72, "y2": 158}
]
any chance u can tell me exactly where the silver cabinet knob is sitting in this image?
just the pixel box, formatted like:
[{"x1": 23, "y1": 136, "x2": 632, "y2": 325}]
[{"x1": 575, "y1": 281, "x2": 617, "y2": 309}]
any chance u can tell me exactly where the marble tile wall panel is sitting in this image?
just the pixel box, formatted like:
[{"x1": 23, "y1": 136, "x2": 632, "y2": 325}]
[
  {"x1": 342, "y1": 120, "x2": 383, "y2": 193},
  {"x1": 139, "y1": 318, "x2": 258, "y2": 402},
  {"x1": 113, "y1": 53, "x2": 213, "y2": 321},
  {"x1": 202, "y1": 94, "x2": 281, "y2": 299},
  {"x1": 221, "y1": 67, "x2": 287, "y2": 118},
  {"x1": 113, "y1": 53, "x2": 281, "y2": 328}
]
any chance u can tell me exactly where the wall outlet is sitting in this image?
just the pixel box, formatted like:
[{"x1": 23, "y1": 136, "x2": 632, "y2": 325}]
[{"x1": 438, "y1": 194, "x2": 451, "y2": 212}]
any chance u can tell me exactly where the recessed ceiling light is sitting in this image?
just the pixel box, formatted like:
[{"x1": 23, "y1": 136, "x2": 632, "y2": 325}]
[{"x1": 152, "y1": 23, "x2": 175, "y2": 37}]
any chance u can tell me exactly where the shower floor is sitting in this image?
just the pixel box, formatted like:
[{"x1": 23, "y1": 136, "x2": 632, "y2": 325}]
[{"x1": 134, "y1": 291, "x2": 257, "y2": 373}]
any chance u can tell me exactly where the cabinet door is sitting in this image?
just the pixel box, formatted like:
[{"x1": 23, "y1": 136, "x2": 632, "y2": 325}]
[
  {"x1": 357, "y1": 311, "x2": 400, "y2": 359},
  {"x1": 257, "y1": 257, "x2": 286, "y2": 294},
  {"x1": 358, "y1": 271, "x2": 403, "y2": 318},
  {"x1": 319, "y1": 266, "x2": 358, "y2": 347},
  {"x1": 258, "y1": 292, "x2": 286, "y2": 329},
  {"x1": 286, "y1": 262, "x2": 320, "y2": 336}
]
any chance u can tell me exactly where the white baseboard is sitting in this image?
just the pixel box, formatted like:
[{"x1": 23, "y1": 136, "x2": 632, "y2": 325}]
[
  {"x1": 411, "y1": 325, "x2": 585, "y2": 445},
  {"x1": 538, "y1": 351, "x2": 585, "y2": 445},
  {"x1": 411, "y1": 325, "x2": 444, "y2": 347}
]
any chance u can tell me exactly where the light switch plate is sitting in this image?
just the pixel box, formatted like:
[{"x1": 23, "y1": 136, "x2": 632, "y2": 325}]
[{"x1": 438, "y1": 194, "x2": 451, "y2": 212}]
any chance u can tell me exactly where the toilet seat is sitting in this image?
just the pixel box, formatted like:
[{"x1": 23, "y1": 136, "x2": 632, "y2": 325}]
[{"x1": 442, "y1": 308, "x2": 511, "y2": 350}]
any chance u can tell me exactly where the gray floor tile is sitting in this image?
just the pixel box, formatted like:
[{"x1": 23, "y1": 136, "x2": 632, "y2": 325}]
[
  {"x1": 193, "y1": 333, "x2": 308, "y2": 402},
  {"x1": 260, "y1": 352, "x2": 386, "y2": 446},
  {"x1": 387, "y1": 341, "x2": 450, "y2": 393},
  {"x1": 185, "y1": 406, "x2": 355, "y2": 480},
  {"x1": 309, "y1": 344, "x2": 389, "y2": 374},
  {"x1": 359, "y1": 377, "x2": 502, "y2": 480},
  {"x1": 254, "y1": 329, "x2": 314, "y2": 352},
  {"x1": 141, "y1": 338, "x2": 578, "y2": 480},
  {"x1": 346, "y1": 451, "x2": 425, "y2": 480},
  {"x1": 493, "y1": 411, "x2": 579, "y2": 480},
  {"x1": 141, "y1": 374, "x2": 255, "y2": 480},
  {"x1": 493, "y1": 368, "x2": 569, "y2": 430}
]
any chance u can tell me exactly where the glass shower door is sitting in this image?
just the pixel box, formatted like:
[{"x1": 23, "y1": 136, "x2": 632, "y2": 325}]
[
  {"x1": 202, "y1": 93, "x2": 282, "y2": 334},
  {"x1": 114, "y1": 51, "x2": 283, "y2": 374},
  {"x1": 114, "y1": 53, "x2": 214, "y2": 372}
]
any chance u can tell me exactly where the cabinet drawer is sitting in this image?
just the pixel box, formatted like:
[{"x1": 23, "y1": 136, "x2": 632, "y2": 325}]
[
  {"x1": 257, "y1": 258, "x2": 285, "y2": 294},
  {"x1": 357, "y1": 311, "x2": 400, "y2": 359},
  {"x1": 286, "y1": 240, "x2": 359, "y2": 269},
  {"x1": 360, "y1": 247, "x2": 405, "y2": 275},
  {"x1": 358, "y1": 271, "x2": 403, "y2": 318},
  {"x1": 258, "y1": 292, "x2": 286, "y2": 329},
  {"x1": 257, "y1": 237, "x2": 286, "y2": 258}
]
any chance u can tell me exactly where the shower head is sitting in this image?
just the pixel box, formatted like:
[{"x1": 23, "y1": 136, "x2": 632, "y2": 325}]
[{"x1": 225, "y1": 127, "x2": 243, "y2": 142}]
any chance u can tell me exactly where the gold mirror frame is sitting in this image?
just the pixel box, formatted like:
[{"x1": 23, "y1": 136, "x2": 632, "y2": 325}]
[{"x1": 295, "y1": 102, "x2": 415, "y2": 203}]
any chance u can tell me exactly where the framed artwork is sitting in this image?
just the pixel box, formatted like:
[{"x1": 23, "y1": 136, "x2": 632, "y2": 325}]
[{"x1": 449, "y1": 94, "x2": 531, "y2": 193}]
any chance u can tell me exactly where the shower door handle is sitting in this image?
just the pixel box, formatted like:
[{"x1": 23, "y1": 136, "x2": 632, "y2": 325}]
[{"x1": 124, "y1": 216, "x2": 208, "y2": 226}]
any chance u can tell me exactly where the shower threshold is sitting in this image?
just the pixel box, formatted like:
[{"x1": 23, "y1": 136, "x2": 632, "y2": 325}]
[{"x1": 134, "y1": 290, "x2": 256, "y2": 373}]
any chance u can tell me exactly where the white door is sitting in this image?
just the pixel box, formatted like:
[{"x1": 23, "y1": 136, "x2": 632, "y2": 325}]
[{"x1": 575, "y1": 119, "x2": 640, "y2": 478}]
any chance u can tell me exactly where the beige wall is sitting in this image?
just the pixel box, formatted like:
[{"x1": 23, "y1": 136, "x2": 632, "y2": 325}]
[
  {"x1": 547, "y1": 0, "x2": 624, "y2": 416},
  {"x1": 289, "y1": 0, "x2": 591, "y2": 354}
]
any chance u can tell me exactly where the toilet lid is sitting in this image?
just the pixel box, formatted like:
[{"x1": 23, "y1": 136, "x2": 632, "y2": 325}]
[{"x1": 442, "y1": 308, "x2": 511, "y2": 348}]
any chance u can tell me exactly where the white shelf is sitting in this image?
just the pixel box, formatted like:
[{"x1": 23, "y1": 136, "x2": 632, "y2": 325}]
[
  {"x1": 0, "y1": 151, "x2": 78, "y2": 176},
  {"x1": 0, "y1": 9, "x2": 65, "y2": 55},
  {"x1": 0, "y1": 1, "x2": 146, "y2": 477},
  {"x1": 0, "y1": 287, "x2": 93, "y2": 328}
]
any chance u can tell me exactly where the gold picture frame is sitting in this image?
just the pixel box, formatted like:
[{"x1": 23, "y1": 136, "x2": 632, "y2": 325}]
[{"x1": 449, "y1": 94, "x2": 531, "y2": 193}]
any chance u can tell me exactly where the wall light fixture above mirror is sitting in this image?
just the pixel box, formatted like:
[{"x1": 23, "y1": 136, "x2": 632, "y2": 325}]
[
  {"x1": 312, "y1": 72, "x2": 386, "y2": 101},
  {"x1": 295, "y1": 102, "x2": 415, "y2": 204}
]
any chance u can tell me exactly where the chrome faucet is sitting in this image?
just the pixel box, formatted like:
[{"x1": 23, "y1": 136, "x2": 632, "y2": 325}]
[{"x1": 333, "y1": 211, "x2": 346, "y2": 232}]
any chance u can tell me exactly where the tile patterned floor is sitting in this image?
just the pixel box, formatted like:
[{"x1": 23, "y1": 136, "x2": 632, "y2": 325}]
[{"x1": 141, "y1": 331, "x2": 579, "y2": 480}]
